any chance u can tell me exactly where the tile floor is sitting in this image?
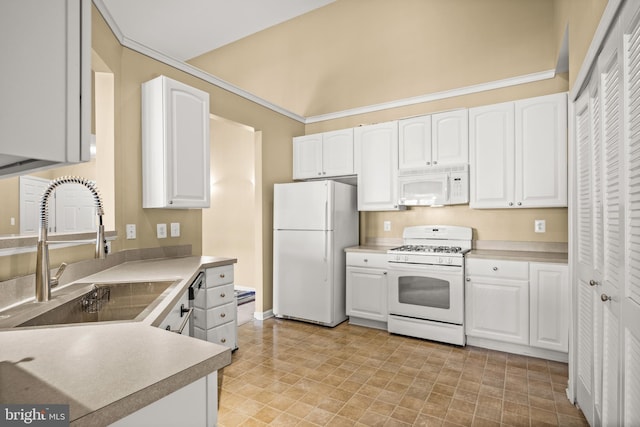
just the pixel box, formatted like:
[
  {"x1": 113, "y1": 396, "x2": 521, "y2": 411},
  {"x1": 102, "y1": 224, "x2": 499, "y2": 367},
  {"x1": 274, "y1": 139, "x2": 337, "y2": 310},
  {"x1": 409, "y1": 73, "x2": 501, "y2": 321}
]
[{"x1": 218, "y1": 318, "x2": 588, "y2": 426}]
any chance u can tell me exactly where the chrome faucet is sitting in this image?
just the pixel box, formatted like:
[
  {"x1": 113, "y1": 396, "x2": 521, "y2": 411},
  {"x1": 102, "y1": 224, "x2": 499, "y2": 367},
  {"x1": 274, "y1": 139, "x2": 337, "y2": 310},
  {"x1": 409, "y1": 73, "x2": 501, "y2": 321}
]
[{"x1": 35, "y1": 176, "x2": 108, "y2": 302}]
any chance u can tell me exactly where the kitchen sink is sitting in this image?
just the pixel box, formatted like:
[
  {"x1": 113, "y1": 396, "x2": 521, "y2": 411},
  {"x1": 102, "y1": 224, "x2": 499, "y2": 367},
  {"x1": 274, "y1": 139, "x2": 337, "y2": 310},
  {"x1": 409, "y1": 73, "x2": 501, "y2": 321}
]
[{"x1": 17, "y1": 280, "x2": 178, "y2": 327}]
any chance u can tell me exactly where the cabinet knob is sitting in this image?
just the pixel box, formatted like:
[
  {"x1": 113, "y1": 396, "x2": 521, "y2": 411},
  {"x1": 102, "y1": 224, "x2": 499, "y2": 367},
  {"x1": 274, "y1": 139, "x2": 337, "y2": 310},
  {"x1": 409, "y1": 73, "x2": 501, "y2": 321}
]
[
  {"x1": 492, "y1": 266, "x2": 498, "y2": 271},
  {"x1": 220, "y1": 273, "x2": 225, "y2": 278},
  {"x1": 508, "y1": 202, "x2": 514, "y2": 206},
  {"x1": 364, "y1": 259, "x2": 368, "y2": 263},
  {"x1": 601, "y1": 293, "x2": 612, "y2": 302},
  {"x1": 433, "y1": 161, "x2": 438, "y2": 165},
  {"x1": 220, "y1": 293, "x2": 226, "y2": 298},
  {"x1": 323, "y1": 172, "x2": 327, "y2": 175},
  {"x1": 517, "y1": 202, "x2": 522, "y2": 206},
  {"x1": 466, "y1": 277, "x2": 470, "y2": 281},
  {"x1": 589, "y1": 279, "x2": 600, "y2": 287},
  {"x1": 318, "y1": 172, "x2": 322, "y2": 176},
  {"x1": 426, "y1": 161, "x2": 431, "y2": 165},
  {"x1": 221, "y1": 313, "x2": 226, "y2": 318},
  {"x1": 221, "y1": 338, "x2": 227, "y2": 343},
  {"x1": 169, "y1": 200, "x2": 173, "y2": 205}
]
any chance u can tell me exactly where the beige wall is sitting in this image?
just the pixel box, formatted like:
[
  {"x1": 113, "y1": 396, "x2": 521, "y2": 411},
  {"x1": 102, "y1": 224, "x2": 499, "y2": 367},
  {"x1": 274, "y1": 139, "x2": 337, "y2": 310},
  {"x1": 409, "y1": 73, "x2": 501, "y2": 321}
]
[
  {"x1": 190, "y1": 0, "x2": 558, "y2": 118},
  {"x1": 202, "y1": 117, "x2": 258, "y2": 289}
]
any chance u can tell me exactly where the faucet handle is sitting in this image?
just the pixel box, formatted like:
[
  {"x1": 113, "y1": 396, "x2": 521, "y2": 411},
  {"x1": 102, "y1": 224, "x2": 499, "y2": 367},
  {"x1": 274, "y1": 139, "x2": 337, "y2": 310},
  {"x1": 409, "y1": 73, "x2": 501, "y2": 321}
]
[{"x1": 51, "y1": 262, "x2": 68, "y2": 288}]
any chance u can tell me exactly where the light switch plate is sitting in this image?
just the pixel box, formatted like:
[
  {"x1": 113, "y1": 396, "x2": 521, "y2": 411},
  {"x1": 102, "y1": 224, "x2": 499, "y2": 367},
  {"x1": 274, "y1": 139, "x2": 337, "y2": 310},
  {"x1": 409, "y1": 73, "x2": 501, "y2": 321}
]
[
  {"x1": 157, "y1": 223, "x2": 167, "y2": 239},
  {"x1": 534, "y1": 219, "x2": 546, "y2": 233},
  {"x1": 170, "y1": 222, "x2": 180, "y2": 237},
  {"x1": 126, "y1": 224, "x2": 136, "y2": 239}
]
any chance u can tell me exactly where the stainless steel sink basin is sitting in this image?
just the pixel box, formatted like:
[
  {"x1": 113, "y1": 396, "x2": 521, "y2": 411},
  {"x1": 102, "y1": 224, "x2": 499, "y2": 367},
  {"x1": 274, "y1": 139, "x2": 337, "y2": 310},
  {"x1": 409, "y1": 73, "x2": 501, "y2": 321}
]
[{"x1": 18, "y1": 280, "x2": 178, "y2": 327}]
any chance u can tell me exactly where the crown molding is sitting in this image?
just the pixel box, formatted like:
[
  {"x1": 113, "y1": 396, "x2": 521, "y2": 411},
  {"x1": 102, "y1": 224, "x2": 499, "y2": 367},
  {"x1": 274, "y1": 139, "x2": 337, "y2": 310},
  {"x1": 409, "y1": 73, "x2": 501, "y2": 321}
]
[{"x1": 304, "y1": 69, "x2": 557, "y2": 124}]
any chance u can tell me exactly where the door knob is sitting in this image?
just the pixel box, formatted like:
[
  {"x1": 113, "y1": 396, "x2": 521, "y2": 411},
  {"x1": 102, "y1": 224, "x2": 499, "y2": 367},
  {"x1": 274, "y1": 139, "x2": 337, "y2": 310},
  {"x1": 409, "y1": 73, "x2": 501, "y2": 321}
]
[{"x1": 601, "y1": 293, "x2": 612, "y2": 302}]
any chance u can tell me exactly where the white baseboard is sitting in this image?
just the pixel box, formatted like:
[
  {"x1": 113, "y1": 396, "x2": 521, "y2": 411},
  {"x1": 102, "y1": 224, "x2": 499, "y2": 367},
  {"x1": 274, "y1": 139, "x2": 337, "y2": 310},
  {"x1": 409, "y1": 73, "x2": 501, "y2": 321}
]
[{"x1": 254, "y1": 309, "x2": 273, "y2": 321}]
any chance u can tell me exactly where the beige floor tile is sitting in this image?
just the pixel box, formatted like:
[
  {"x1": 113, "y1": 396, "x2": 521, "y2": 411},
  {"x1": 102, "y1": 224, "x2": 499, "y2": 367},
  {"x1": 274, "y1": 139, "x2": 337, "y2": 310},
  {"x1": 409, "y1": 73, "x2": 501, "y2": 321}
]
[{"x1": 218, "y1": 319, "x2": 588, "y2": 427}]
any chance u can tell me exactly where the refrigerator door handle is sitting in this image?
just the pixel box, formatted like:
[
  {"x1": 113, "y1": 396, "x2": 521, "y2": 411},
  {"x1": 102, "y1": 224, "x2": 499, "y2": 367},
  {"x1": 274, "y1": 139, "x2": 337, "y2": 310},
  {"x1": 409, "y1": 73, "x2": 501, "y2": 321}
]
[
  {"x1": 324, "y1": 201, "x2": 328, "y2": 231},
  {"x1": 324, "y1": 231, "x2": 329, "y2": 281}
]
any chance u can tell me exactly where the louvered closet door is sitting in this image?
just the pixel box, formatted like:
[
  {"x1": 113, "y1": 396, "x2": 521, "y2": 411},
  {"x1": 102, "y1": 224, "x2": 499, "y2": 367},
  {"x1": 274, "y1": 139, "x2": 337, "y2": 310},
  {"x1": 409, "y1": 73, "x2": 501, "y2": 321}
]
[
  {"x1": 574, "y1": 87, "x2": 599, "y2": 427},
  {"x1": 623, "y1": 2, "x2": 640, "y2": 424},
  {"x1": 599, "y1": 23, "x2": 623, "y2": 427}
]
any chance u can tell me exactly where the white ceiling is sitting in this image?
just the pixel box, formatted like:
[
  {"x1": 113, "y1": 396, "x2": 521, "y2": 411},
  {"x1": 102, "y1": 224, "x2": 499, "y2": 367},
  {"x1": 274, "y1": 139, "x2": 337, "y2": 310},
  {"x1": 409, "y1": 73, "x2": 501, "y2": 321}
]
[{"x1": 98, "y1": 0, "x2": 336, "y2": 61}]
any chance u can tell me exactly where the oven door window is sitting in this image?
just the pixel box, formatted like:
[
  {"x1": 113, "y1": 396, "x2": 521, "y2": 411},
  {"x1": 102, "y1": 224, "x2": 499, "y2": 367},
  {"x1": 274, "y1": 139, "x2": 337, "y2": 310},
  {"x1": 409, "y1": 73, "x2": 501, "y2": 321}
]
[{"x1": 398, "y1": 276, "x2": 450, "y2": 309}]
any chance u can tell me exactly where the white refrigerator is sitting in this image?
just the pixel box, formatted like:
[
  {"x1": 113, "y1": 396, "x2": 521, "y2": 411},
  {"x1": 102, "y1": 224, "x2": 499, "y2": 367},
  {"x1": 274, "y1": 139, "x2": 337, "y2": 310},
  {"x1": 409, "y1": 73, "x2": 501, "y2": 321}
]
[{"x1": 273, "y1": 180, "x2": 358, "y2": 327}]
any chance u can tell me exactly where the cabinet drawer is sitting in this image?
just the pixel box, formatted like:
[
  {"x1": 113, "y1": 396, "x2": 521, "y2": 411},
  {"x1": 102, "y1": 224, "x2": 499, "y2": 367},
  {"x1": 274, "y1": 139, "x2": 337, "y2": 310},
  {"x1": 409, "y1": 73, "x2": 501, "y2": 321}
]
[
  {"x1": 193, "y1": 302, "x2": 236, "y2": 329},
  {"x1": 206, "y1": 265, "x2": 234, "y2": 288},
  {"x1": 194, "y1": 283, "x2": 235, "y2": 309},
  {"x1": 346, "y1": 252, "x2": 388, "y2": 269},
  {"x1": 466, "y1": 258, "x2": 528, "y2": 280},
  {"x1": 194, "y1": 322, "x2": 236, "y2": 348}
]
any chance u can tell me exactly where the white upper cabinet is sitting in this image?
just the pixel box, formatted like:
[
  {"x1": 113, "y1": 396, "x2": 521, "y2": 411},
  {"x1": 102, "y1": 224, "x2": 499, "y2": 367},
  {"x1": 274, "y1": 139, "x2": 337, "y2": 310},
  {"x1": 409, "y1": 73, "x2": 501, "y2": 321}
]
[
  {"x1": 293, "y1": 128, "x2": 354, "y2": 179},
  {"x1": 142, "y1": 75, "x2": 210, "y2": 209},
  {"x1": 355, "y1": 121, "x2": 403, "y2": 211},
  {"x1": 431, "y1": 109, "x2": 469, "y2": 166},
  {"x1": 399, "y1": 115, "x2": 432, "y2": 169},
  {"x1": 469, "y1": 93, "x2": 567, "y2": 209},
  {"x1": 0, "y1": 0, "x2": 91, "y2": 176},
  {"x1": 515, "y1": 93, "x2": 568, "y2": 207},
  {"x1": 398, "y1": 110, "x2": 468, "y2": 170}
]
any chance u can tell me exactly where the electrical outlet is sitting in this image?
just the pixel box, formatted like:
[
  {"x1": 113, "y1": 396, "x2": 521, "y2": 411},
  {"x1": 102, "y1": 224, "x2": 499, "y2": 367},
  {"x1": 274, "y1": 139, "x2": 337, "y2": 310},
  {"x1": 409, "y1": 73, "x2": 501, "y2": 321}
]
[
  {"x1": 383, "y1": 221, "x2": 391, "y2": 232},
  {"x1": 126, "y1": 224, "x2": 136, "y2": 239},
  {"x1": 157, "y1": 223, "x2": 167, "y2": 239},
  {"x1": 170, "y1": 222, "x2": 180, "y2": 237},
  {"x1": 534, "y1": 219, "x2": 546, "y2": 233}
]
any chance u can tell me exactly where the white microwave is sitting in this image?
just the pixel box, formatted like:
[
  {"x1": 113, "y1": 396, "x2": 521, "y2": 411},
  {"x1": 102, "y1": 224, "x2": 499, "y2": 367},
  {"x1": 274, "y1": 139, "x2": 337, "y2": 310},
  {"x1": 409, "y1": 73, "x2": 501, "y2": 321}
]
[{"x1": 397, "y1": 164, "x2": 469, "y2": 206}]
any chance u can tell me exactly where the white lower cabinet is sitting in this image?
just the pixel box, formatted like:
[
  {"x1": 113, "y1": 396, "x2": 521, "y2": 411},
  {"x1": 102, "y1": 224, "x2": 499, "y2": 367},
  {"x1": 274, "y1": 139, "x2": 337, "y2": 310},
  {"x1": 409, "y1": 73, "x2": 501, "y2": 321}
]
[
  {"x1": 465, "y1": 259, "x2": 529, "y2": 345},
  {"x1": 529, "y1": 262, "x2": 569, "y2": 352},
  {"x1": 193, "y1": 265, "x2": 237, "y2": 350},
  {"x1": 465, "y1": 258, "x2": 568, "y2": 361},
  {"x1": 346, "y1": 252, "x2": 388, "y2": 329},
  {"x1": 110, "y1": 372, "x2": 218, "y2": 427}
]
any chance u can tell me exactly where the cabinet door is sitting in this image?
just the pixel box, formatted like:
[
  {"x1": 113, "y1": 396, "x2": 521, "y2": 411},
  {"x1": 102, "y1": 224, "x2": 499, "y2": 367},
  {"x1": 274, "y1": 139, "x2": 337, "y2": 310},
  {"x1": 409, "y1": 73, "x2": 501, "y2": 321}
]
[
  {"x1": 465, "y1": 276, "x2": 529, "y2": 345},
  {"x1": 399, "y1": 115, "x2": 432, "y2": 169},
  {"x1": 142, "y1": 76, "x2": 210, "y2": 208},
  {"x1": 164, "y1": 79, "x2": 211, "y2": 208},
  {"x1": 515, "y1": 93, "x2": 568, "y2": 208},
  {"x1": 322, "y1": 128, "x2": 354, "y2": 177},
  {"x1": 469, "y1": 102, "x2": 515, "y2": 208},
  {"x1": 346, "y1": 266, "x2": 387, "y2": 322},
  {"x1": 0, "y1": 0, "x2": 90, "y2": 175},
  {"x1": 355, "y1": 121, "x2": 402, "y2": 211},
  {"x1": 432, "y1": 110, "x2": 468, "y2": 165},
  {"x1": 529, "y1": 263, "x2": 569, "y2": 352},
  {"x1": 293, "y1": 134, "x2": 323, "y2": 179}
]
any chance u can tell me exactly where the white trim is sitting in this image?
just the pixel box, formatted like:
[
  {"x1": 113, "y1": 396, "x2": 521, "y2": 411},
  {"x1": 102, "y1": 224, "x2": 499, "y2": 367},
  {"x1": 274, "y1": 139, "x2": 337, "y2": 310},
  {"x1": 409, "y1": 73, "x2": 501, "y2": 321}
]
[
  {"x1": 254, "y1": 309, "x2": 273, "y2": 321},
  {"x1": 93, "y1": 0, "x2": 558, "y2": 124},
  {"x1": 570, "y1": 0, "x2": 625, "y2": 101},
  {"x1": 305, "y1": 69, "x2": 557, "y2": 123}
]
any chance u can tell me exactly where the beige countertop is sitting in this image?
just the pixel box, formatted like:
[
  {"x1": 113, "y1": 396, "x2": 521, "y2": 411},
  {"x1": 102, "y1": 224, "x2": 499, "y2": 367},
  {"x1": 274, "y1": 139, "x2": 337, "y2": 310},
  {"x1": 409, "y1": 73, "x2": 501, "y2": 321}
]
[
  {"x1": 0, "y1": 255, "x2": 236, "y2": 426},
  {"x1": 345, "y1": 244, "x2": 397, "y2": 254},
  {"x1": 467, "y1": 249, "x2": 568, "y2": 264},
  {"x1": 345, "y1": 245, "x2": 568, "y2": 264}
]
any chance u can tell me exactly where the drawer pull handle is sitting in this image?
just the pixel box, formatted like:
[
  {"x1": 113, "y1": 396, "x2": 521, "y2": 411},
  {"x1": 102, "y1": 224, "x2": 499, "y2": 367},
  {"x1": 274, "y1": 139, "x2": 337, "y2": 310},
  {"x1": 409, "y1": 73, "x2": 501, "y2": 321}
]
[
  {"x1": 220, "y1": 273, "x2": 225, "y2": 278},
  {"x1": 221, "y1": 338, "x2": 226, "y2": 343},
  {"x1": 220, "y1": 293, "x2": 226, "y2": 298},
  {"x1": 220, "y1": 313, "x2": 226, "y2": 318},
  {"x1": 364, "y1": 259, "x2": 368, "y2": 262},
  {"x1": 492, "y1": 267, "x2": 498, "y2": 271}
]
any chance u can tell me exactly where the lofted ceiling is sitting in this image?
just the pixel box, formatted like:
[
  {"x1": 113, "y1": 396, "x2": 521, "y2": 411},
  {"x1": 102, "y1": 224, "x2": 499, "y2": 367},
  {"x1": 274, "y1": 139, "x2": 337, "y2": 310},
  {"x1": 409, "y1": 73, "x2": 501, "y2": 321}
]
[{"x1": 96, "y1": 0, "x2": 336, "y2": 61}]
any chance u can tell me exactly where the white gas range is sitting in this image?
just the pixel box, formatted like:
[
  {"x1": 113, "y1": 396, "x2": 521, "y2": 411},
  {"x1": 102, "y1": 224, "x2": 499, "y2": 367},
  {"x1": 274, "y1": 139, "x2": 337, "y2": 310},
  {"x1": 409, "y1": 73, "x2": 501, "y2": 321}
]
[{"x1": 387, "y1": 225, "x2": 472, "y2": 346}]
